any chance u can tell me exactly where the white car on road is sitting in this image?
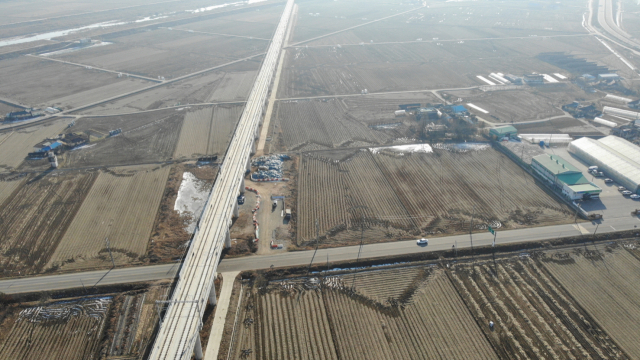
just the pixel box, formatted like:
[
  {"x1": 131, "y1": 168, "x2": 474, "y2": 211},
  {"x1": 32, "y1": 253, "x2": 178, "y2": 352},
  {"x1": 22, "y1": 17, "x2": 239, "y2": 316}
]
[{"x1": 416, "y1": 238, "x2": 429, "y2": 245}]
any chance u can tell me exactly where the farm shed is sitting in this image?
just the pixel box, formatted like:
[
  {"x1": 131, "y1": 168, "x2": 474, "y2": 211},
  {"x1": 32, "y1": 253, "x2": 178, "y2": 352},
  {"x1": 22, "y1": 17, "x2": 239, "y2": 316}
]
[
  {"x1": 451, "y1": 105, "x2": 468, "y2": 114},
  {"x1": 598, "y1": 73, "x2": 620, "y2": 80},
  {"x1": 490, "y1": 125, "x2": 518, "y2": 140},
  {"x1": 568, "y1": 135, "x2": 640, "y2": 194},
  {"x1": 40, "y1": 141, "x2": 62, "y2": 153},
  {"x1": 531, "y1": 154, "x2": 601, "y2": 200}
]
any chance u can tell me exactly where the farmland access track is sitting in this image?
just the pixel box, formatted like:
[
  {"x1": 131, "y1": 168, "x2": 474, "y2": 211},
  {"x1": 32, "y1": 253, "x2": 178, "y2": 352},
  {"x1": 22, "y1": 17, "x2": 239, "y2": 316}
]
[{"x1": 147, "y1": 0, "x2": 295, "y2": 359}]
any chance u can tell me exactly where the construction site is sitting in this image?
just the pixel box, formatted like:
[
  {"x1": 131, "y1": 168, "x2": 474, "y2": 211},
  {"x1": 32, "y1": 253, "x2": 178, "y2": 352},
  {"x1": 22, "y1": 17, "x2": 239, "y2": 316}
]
[{"x1": 1, "y1": 0, "x2": 640, "y2": 359}]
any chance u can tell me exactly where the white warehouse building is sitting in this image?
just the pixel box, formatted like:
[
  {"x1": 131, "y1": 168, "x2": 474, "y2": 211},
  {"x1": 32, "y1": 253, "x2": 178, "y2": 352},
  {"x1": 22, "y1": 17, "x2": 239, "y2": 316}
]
[{"x1": 568, "y1": 135, "x2": 640, "y2": 194}]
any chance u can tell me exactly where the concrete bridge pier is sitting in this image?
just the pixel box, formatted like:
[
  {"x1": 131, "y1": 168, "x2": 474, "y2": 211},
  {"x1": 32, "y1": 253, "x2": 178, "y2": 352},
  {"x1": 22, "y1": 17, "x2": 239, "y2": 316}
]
[
  {"x1": 209, "y1": 280, "x2": 217, "y2": 306},
  {"x1": 241, "y1": 176, "x2": 245, "y2": 190},
  {"x1": 195, "y1": 335, "x2": 204, "y2": 360},
  {"x1": 225, "y1": 229, "x2": 232, "y2": 249},
  {"x1": 233, "y1": 201, "x2": 239, "y2": 218}
]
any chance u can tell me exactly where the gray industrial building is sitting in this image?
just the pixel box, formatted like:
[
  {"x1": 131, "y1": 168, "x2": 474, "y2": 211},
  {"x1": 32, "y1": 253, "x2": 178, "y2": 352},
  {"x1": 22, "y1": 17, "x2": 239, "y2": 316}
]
[{"x1": 568, "y1": 135, "x2": 640, "y2": 194}]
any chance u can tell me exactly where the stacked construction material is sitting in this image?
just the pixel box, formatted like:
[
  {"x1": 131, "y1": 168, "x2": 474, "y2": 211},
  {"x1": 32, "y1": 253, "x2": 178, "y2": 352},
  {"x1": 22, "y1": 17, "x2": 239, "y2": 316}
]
[{"x1": 251, "y1": 154, "x2": 290, "y2": 181}]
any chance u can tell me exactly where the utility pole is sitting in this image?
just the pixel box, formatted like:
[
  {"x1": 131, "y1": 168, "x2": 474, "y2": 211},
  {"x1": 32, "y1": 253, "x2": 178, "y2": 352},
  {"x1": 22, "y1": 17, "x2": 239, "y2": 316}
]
[
  {"x1": 492, "y1": 230, "x2": 497, "y2": 276},
  {"x1": 351, "y1": 214, "x2": 365, "y2": 290},
  {"x1": 105, "y1": 238, "x2": 115, "y2": 268},
  {"x1": 307, "y1": 219, "x2": 320, "y2": 274},
  {"x1": 469, "y1": 205, "x2": 476, "y2": 261}
]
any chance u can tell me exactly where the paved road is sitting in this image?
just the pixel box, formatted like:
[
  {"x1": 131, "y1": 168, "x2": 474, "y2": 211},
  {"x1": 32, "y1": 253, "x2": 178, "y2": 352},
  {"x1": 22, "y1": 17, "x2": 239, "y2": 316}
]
[
  {"x1": 204, "y1": 271, "x2": 240, "y2": 360},
  {"x1": 3, "y1": 213, "x2": 638, "y2": 295},
  {"x1": 219, "y1": 215, "x2": 640, "y2": 272},
  {"x1": 0, "y1": 264, "x2": 179, "y2": 295}
]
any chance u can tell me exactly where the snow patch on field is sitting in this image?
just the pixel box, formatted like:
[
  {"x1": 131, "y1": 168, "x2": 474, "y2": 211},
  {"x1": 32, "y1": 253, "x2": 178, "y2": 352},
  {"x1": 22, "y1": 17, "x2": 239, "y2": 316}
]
[
  {"x1": 174, "y1": 172, "x2": 211, "y2": 233},
  {"x1": 0, "y1": 21, "x2": 127, "y2": 48},
  {"x1": 370, "y1": 143, "x2": 433, "y2": 155},
  {"x1": 466, "y1": 103, "x2": 489, "y2": 114},
  {"x1": 40, "y1": 42, "x2": 112, "y2": 57}
]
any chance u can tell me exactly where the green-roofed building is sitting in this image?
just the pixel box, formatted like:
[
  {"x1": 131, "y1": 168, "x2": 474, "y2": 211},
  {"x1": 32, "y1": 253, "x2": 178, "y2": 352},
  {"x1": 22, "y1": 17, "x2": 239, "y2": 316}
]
[
  {"x1": 531, "y1": 154, "x2": 601, "y2": 200},
  {"x1": 489, "y1": 125, "x2": 518, "y2": 140}
]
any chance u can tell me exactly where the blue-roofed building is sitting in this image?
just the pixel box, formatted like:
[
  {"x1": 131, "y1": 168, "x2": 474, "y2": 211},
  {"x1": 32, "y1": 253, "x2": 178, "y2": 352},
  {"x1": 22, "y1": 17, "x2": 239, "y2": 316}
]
[
  {"x1": 451, "y1": 105, "x2": 468, "y2": 114},
  {"x1": 40, "y1": 141, "x2": 62, "y2": 153}
]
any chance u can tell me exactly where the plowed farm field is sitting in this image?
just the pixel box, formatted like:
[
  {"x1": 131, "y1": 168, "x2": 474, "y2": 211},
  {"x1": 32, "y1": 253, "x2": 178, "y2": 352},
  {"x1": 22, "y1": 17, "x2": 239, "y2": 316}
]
[
  {"x1": 53, "y1": 29, "x2": 268, "y2": 79},
  {"x1": 0, "y1": 179, "x2": 22, "y2": 205},
  {"x1": 450, "y1": 257, "x2": 626, "y2": 359},
  {"x1": 48, "y1": 166, "x2": 170, "y2": 271},
  {"x1": 228, "y1": 267, "x2": 498, "y2": 360},
  {"x1": 276, "y1": 99, "x2": 399, "y2": 150},
  {"x1": 297, "y1": 145, "x2": 572, "y2": 244},
  {"x1": 0, "y1": 172, "x2": 96, "y2": 277},
  {"x1": 0, "y1": 297, "x2": 111, "y2": 360},
  {"x1": 174, "y1": 105, "x2": 243, "y2": 159},
  {"x1": 0, "y1": 284, "x2": 170, "y2": 360},
  {"x1": 541, "y1": 248, "x2": 640, "y2": 359}
]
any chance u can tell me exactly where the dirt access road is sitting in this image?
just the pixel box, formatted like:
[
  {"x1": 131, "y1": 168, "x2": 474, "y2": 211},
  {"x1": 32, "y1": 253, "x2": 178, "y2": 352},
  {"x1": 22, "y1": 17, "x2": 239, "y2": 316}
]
[{"x1": 250, "y1": 180, "x2": 292, "y2": 255}]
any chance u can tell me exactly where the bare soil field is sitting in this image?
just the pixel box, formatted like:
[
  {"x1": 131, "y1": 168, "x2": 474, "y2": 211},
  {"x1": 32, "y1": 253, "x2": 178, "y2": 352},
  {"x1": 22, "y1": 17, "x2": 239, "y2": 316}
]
[
  {"x1": 174, "y1": 6, "x2": 282, "y2": 38},
  {"x1": 0, "y1": 120, "x2": 68, "y2": 170},
  {"x1": 513, "y1": 117, "x2": 603, "y2": 137},
  {"x1": 80, "y1": 67, "x2": 257, "y2": 116},
  {"x1": 304, "y1": 1, "x2": 587, "y2": 47},
  {"x1": 541, "y1": 247, "x2": 640, "y2": 359},
  {"x1": 0, "y1": 102, "x2": 20, "y2": 114},
  {"x1": 61, "y1": 110, "x2": 184, "y2": 167},
  {"x1": 0, "y1": 178, "x2": 22, "y2": 205},
  {"x1": 0, "y1": 0, "x2": 214, "y2": 26},
  {"x1": 48, "y1": 165, "x2": 170, "y2": 271},
  {"x1": 450, "y1": 256, "x2": 628, "y2": 359},
  {"x1": 278, "y1": 42, "x2": 559, "y2": 98},
  {"x1": 227, "y1": 267, "x2": 498, "y2": 360},
  {"x1": 297, "y1": 145, "x2": 572, "y2": 245},
  {"x1": 174, "y1": 105, "x2": 243, "y2": 159},
  {"x1": 276, "y1": 99, "x2": 391, "y2": 150},
  {"x1": 290, "y1": 0, "x2": 413, "y2": 44},
  {"x1": 53, "y1": 29, "x2": 268, "y2": 79},
  {"x1": 281, "y1": 31, "x2": 624, "y2": 98},
  {"x1": 444, "y1": 89, "x2": 565, "y2": 122},
  {"x1": 0, "y1": 56, "x2": 150, "y2": 109},
  {"x1": 0, "y1": 172, "x2": 96, "y2": 277}
]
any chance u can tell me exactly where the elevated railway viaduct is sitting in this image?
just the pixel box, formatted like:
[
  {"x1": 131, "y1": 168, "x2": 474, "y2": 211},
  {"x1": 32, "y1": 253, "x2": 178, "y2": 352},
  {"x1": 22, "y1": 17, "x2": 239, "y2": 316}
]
[{"x1": 147, "y1": 1, "x2": 295, "y2": 359}]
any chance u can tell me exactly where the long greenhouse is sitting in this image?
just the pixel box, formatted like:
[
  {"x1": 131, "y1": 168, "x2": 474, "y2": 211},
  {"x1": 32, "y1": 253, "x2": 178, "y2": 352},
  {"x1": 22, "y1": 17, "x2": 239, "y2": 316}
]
[{"x1": 568, "y1": 135, "x2": 640, "y2": 194}]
